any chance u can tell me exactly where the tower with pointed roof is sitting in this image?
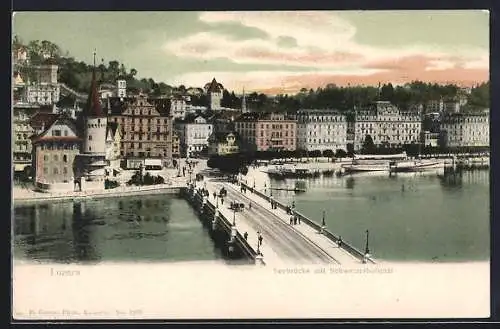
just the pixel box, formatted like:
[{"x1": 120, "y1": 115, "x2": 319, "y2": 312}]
[
  {"x1": 83, "y1": 50, "x2": 108, "y2": 154},
  {"x1": 205, "y1": 77, "x2": 223, "y2": 111},
  {"x1": 74, "y1": 50, "x2": 108, "y2": 190}
]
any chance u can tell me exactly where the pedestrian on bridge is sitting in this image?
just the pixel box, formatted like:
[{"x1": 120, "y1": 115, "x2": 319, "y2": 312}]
[
  {"x1": 213, "y1": 191, "x2": 216, "y2": 199},
  {"x1": 293, "y1": 216, "x2": 297, "y2": 225},
  {"x1": 258, "y1": 232, "x2": 263, "y2": 246},
  {"x1": 244, "y1": 232, "x2": 248, "y2": 240},
  {"x1": 289, "y1": 215, "x2": 294, "y2": 225},
  {"x1": 298, "y1": 216, "x2": 301, "y2": 224}
]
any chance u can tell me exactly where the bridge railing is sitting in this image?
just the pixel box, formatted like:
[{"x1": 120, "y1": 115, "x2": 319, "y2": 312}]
[{"x1": 240, "y1": 181, "x2": 374, "y2": 263}]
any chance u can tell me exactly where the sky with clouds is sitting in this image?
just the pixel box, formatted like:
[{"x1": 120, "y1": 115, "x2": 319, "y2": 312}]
[{"x1": 13, "y1": 11, "x2": 489, "y2": 94}]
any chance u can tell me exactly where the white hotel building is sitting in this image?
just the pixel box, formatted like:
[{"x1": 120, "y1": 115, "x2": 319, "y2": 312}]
[
  {"x1": 440, "y1": 112, "x2": 490, "y2": 148},
  {"x1": 174, "y1": 115, "x2": 213, "y2": 157},
  {"x1": 296, "y1": 109, "x2": 348, "y2": 152},
  {"x1": 354, "y1": 101, "x2": 422, "y2": 151}
]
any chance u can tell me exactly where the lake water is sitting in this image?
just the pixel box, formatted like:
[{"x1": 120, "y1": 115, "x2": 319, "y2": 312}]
[
  {"x1": 12, "y1": 195, "x2": 223, "y2": 264},
  {"x1": 266, "y1": 169, "x2": 490, "y2": 262},
  {"x1": 12, "y1": 169, "x2": 490, "y2": 264}
]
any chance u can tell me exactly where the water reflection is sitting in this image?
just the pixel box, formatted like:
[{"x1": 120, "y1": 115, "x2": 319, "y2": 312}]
[{"x1": 13, "y1": 195, "x2": 222, "y2": 263}]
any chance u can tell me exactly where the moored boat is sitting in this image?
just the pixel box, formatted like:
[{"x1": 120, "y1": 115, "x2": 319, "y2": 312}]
[{"x1": 389, "y1": 159, "x2": 445, "y2": 173}]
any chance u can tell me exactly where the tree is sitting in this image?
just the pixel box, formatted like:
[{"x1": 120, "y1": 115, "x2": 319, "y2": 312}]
[
  {"x1": 308, "y1": 150, "x2": 322, "y2": 157},
  {"x1": 380, "y1": 83, "x2": 395, "y2": 102},
  {"x1": 361, "y1": 135, "x2": 376, "y2": 154},
  {"x1": 335, "y1": 149, "x2": 348, "y2": 158},
  {"x1": 322, "y1": 149, "x2": 334, "y2": 158}
]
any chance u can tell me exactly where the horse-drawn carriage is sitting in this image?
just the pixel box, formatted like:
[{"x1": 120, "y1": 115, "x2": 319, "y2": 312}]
[
  {"x1": 230, "y1": 201, "x2": 245, "y2": 212},
  {"x1": 218, "y1": 187, "x2": 227, "y2": 198}
]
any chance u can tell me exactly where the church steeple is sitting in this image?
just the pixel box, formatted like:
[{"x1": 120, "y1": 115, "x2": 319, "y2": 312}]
[
  {"x1": 84, "y1": 49, "x2": 103, "y2": 117},
  {"x1": 241, "y1": 87, "x2": 247, "y2": 113}
]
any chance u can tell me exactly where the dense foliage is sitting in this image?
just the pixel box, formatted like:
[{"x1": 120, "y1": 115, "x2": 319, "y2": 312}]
[
  {"x1": 207, "y1": 154, "x2": 251, "y2": 176},
  {"x1": 127, "y1": 171, "x2": 165, "y2": 186}
]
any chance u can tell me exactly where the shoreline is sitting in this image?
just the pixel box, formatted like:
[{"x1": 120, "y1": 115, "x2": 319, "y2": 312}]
[{"x1": 12, "y1": 184, "x2": 185, "y2": 205}]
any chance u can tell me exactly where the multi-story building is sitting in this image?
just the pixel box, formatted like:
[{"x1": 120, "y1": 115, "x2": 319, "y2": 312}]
[
  {"x1": 26, "y1": 84, "x2": 60, "y2": 105},
  {"x1": 204, "y1": 78, "x2": 223, "y2": 111},
  {"x1": 234, "y1": 112, "x2": 297, "y2": 152},
  {"x1": 31, "y1": 113, "x2": 82, "y2": 191},
  {"x1": 170, "y1": 95, "x2": 188, "y2": 120},
  {"x1": 345, "y1": 111, "x2": 356, "y2": 153},
  {"x1": 171, "y1": 131, "x2": 180, "y2": 158},
  {"x1": 233, "y1": 112, "x2": 258, "y2": 151},
  {"x1": 12, "y1": 104, "x2": 54, "y2": 173},
  {"x1": 443, "y1": 98, "x2": 460, "y2": 113},
  {"x1": 439, "y1": 112, "x2": 490, "y2": 148},
  {"x1": 107, "y1": 94, "x2": 174, "y2": 163},
  {"x1": 207, "y1": 131, "x2": 240, "y2": 156},
  {"x1": 353, "y1": 101, "x2": 422, "y2": 151},
  {"x1": 426, "y1": 98, "x2": 444, "y2": 113},
  {"x1": 25, "y1": 65, "x2": 61, "y2": 105},
  {"x1": 175, "y1": 114, "x2": 213, "y2": 157},
  {"x1": 296, "y1": 109, "x2": 347, "y2": 152}
]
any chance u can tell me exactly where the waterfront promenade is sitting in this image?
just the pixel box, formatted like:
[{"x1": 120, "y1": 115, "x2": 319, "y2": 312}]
[
  {"x1": 201, "y1": 178, "x2": 370, "y2": 266},
  {"x1": 12, "y1": 175, "x2": 187, "y2": 203}
]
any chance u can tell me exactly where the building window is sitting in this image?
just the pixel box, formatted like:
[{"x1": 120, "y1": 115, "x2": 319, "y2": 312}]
[
  {"x1": 53, "y1": 167, "x2": 58, "y2": 175},
  {"x1": 52, "y1": 130, "x2": 61, "y2": 136},
  {"x1": 43, "y1": 155, "x2": 49, "y2": 161},
  {"x1": 89, "y1": 135, "x2": 92, "y2": 140},
  {"x1": 43, "y1": 167, "x2": 48, "y2": 174},
  {"x1": 63, "y1": 154, "x2": 68, "y2": 162},
  {"x1": 63, "y1": 167, "x2": 68, "y2": 174},
  {"x1": 53, "y1": 155, "x2": 58, "y2": 161}
]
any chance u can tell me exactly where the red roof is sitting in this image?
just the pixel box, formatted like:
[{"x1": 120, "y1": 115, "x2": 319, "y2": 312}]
[
  {"x1": 29, "y1": 112, "x2": 59, "y2": 131},
  {"x1": 84, "y1": 69, "x2": 104, "y2": 117},
  {"x1": 206, "y1": 78, "x2": 223, "y2": 93},
  {"x1": 32, "y1": 136, "x2": 82, "y2": 144}
]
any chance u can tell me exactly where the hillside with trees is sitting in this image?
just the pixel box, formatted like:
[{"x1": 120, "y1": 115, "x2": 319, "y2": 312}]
[{"x1": 13, "y1": 36, "x2": 489, "y2": 112}]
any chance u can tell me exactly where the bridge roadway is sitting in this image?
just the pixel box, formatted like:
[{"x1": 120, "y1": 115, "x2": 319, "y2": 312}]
[{"x1": 203, "y1": 179, "x2": 363, "y2": 265}]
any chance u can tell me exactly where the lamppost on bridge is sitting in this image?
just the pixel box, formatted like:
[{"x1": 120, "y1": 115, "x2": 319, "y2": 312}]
[
  {"x1": 320, "y1": 210, "x2": 326, "y2": 234},
  {"x1": 256, "y1": 235, "x2": 260, "y2": 255},
  {"x1": 232, "y1": 207, "x2": 237, "y2": 226},
  {"x1": 363, "y1": 229, "x2": 371, "y2": 263}
]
